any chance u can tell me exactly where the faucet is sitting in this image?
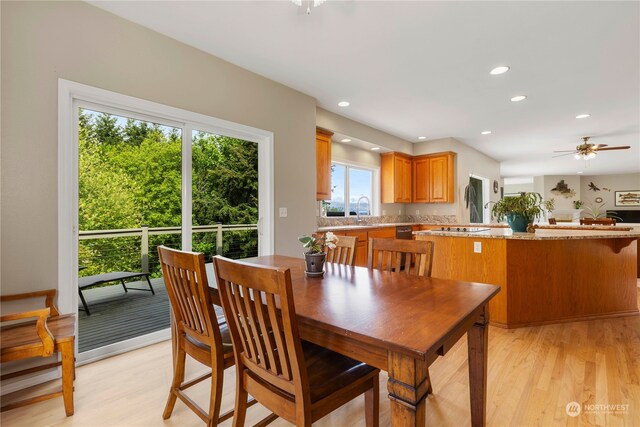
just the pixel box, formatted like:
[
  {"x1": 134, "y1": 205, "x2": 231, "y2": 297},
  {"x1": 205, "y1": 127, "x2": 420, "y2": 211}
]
[{"x1": 356, "y1": 196, "x2": 371, "y2": 224}]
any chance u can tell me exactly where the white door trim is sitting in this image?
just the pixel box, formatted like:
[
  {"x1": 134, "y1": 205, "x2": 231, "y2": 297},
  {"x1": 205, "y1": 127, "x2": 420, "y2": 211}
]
[{"x1": 58, "y1": 78, "x2": 274, "y2": 359}]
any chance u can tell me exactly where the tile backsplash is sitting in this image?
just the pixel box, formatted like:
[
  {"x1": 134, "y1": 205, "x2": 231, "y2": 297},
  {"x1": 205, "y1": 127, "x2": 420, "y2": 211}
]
[{"x1": 317, "y1": 215, "x2": 457, "y2": 227}]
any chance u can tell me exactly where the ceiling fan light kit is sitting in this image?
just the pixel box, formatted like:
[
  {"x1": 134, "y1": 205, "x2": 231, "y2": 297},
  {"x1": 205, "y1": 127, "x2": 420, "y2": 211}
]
[{"x1": 554, "y1": 136, "x2": 631, "y2": 161}]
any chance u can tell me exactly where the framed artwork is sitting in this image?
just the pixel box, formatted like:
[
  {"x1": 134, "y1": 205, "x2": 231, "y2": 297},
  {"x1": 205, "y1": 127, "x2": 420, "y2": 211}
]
[{"x1": 614, "y1": 190, "x2": 640, "y2": 207}]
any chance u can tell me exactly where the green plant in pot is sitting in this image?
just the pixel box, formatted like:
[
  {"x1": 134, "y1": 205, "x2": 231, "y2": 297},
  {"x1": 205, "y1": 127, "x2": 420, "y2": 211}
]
[{"x1": 486, "y1": 192, "x2": 544, "y2": 232}]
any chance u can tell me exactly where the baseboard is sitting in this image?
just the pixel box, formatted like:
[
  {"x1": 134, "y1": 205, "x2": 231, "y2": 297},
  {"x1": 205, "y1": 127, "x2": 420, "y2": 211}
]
[{"x1": 0, "y1": 370, "x2": 60, "y2": 396}]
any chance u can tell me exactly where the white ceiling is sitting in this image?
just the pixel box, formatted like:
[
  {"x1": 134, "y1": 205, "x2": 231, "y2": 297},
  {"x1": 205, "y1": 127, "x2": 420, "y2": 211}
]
[{"x1": 89, "y1": 1, "x2": 640, "y2": 178}]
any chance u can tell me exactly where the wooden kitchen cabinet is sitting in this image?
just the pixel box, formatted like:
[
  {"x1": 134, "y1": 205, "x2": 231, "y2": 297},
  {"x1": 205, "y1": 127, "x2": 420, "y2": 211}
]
[
  {"x1": 412, "y1": 155, "x2": 430, "y2": 203},
  {"x1": 341, "y1": 230, "x2": 368, "y2": 267},
  {"x1": 367, "y1": 227, "x2": 396, "y2": 239},
  {"x1": 381, "y1": 152, "x2": 412, "y2": 203},
  {"x1": 413, "y1": 151, "x2": 456, "y2": 203},
  {"x1": 316, "y1": 127, "x2": 333, "y2": 200},
  {"x1": 429, "y1": 152, "x2": 455, "y2": 203}
]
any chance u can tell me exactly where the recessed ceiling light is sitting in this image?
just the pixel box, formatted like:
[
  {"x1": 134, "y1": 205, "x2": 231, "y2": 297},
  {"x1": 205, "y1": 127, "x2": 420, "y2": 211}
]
[
  {"x1": 576, "y1": 114, "x2": 591, "y2": 119},
  {"x1": 577, "y1": 171, "x2": 583, "y2": 174},
  {"x1": 371, "y1": 147, "x2": 380, "y2": 151},
  {"x1": 481, "y1": 130, "x2": 492, "y2": 135},
  {"x1": 490, "y1": 66, "x2": 510, "y2": 75},
  {"x1": 338, "y1": 101, "x2": 350, "y2": 107},
  {"x1": 510, "y1": 95, "x2": 527, "y2": 102},
  {"x1": 340, "y1": 138, "x2": 351, "y2": 143},
  {"x1": 418, "y1": 136, "x2": 427, "y2": 140}
]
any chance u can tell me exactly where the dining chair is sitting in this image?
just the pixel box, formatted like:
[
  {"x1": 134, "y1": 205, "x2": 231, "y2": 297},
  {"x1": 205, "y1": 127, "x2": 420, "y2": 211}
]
[
  {"x1": 157, "y1": 246, "x2": 256, "y2": 426},
  {"x1": 213, "y1": 255, "x2": 380, "y2": 427},
  {"x1": 580, "y1": 218, "x2": 616, "y2": 225},
  {"x1": 367, "y1": 237, "x2": 435, "y2": 395},
  {"x1": 367, "y1": 237, "x2": 434, "y2": 277},
  {"x1": 0, "y1": 289, "x2": 76, "y2": 416},
  {"x1": 324, "y1": 234, "x2": 357, "y2": 266},
  {"x1": 548, "y1": 218, "x2": 557, "y2": 225}
]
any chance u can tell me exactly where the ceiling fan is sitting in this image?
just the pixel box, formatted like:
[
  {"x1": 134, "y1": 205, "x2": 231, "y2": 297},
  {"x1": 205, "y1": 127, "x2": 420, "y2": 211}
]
[{"x1": 553, "y1": 136, "x2": 631, "y2": 160}]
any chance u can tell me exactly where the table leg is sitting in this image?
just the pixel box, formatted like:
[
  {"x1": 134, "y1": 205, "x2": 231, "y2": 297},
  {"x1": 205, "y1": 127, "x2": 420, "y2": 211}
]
[
  {"x1": 467, "y1": 305, "x2": 489, "y2": 427},
  {"x1": 387, "y1": 351, "x2": 431, "y2": 427}
]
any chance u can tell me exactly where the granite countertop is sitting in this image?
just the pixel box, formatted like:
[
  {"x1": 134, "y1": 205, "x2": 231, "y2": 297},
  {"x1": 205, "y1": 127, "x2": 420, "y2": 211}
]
[
  {"x1": 317, "y1": 222, "x2": 418, "y2": 232},
  {"x1": 317, "y1": 222, "x2": 507, "y2": 232},
  {"x1": 415, "y1": 228, "x2": 640, "y2": 240}
]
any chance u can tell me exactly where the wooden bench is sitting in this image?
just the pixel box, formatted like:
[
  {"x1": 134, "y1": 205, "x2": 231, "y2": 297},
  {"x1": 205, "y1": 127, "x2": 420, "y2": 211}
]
[{"x1": 78, "y1": 272, "x2": 154, "y2": 315}]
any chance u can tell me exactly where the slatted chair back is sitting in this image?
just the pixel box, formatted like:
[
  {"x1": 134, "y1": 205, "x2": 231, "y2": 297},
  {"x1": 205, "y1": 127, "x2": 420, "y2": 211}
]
[
  {"x1": 213, "y1": 256, "x2": 309, "y2": 403},
  {"x1": 368, "y1": 238, "x2": 434, "y2": 277},
  {"x1": 157, "y1": 246, "x2": 221, "y2": 349},
  {"x1": 324, "y1": 235, "x2": 357, "y2": 266},
  {"x1": 580, "y1": 218, "x2": 616, "y2": 225}
]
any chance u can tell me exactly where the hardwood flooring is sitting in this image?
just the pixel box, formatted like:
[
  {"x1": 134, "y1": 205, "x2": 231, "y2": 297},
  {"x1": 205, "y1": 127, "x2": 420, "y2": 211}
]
[{"x1": 2, "y1": 289, "x2": 639, "y2": 427}]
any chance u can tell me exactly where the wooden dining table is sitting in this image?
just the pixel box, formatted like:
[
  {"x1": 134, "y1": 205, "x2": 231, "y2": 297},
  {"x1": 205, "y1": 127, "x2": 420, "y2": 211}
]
[{"x1": 206, "y1": 255, "x2": 500, "y2": 427}]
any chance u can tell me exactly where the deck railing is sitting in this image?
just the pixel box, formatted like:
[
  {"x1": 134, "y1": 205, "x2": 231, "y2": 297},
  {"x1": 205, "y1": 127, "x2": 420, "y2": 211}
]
[{"x1": 79, "y1": 223, "x2": 258, "y2": 277}]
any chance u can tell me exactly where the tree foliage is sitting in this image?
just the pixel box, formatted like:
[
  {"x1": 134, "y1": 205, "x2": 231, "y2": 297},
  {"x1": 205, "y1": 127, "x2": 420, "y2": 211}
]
[{"x1": 78, "y1": 109, "x2": 259, "y2": 277}]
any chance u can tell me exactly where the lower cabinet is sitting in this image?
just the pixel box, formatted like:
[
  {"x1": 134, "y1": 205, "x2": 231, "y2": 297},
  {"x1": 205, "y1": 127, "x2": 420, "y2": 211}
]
[{"x1": 331, "y1": 227, "x2": 396, "y2": 267}]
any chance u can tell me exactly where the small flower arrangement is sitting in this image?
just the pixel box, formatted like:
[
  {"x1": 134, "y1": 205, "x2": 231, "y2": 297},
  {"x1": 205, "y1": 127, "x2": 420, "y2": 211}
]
[{"x1": 298, "y1": 232, "x2": 339, "y2": 254}]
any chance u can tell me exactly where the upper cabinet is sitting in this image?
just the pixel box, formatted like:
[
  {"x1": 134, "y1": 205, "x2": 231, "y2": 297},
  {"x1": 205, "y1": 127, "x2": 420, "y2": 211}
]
[
  {"x1": 413, "y1": 151, "x2": 456, "y2": 203},
  {"x1": 381, "y1": 152, "x2": 412, "y2": 203},
  {"x1": 382, "y1": 151, "x2": 456, "y2": 204},
  {"x1": 316, "y1": 127, "x2": 333, "y2": 200},
  {"x1": 427, "y1": 152, "x2": 455, "y2": 203}
]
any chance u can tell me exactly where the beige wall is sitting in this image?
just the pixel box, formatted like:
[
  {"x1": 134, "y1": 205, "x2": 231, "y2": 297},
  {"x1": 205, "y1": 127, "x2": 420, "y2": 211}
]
[
  {"x1": 316, "y1": 108, "x2": 413, "y2": 154},
  {"x1": 1, "y1": 1, "x2": 318, "y2": 294},
  {"x1": 503, "y1": 182, "x2": 534, "y2": 194},
  {"x1": 579, "y1": 173, "x2": 640, "y2": 212},
  {"x1": 411, "y1": 138, "x2": 501, "y2": 222},
  {"x1": 541, "y1": 175, "x2": 582, "y2": 210}
]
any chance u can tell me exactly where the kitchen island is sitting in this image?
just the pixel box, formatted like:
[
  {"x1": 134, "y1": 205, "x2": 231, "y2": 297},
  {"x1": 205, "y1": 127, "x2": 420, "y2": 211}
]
[{"x1": 415, "y1": 228, "x2": 640, "y2": 328}]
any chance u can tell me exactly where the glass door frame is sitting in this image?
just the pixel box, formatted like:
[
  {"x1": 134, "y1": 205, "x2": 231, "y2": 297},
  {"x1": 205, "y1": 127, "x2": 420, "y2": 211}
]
[{"x1": 58, "y1": 79, "x2": 274, "y2": 363}]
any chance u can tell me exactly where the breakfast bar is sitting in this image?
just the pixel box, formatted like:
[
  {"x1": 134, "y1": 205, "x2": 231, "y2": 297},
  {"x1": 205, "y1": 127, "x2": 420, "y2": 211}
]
[{"x1": 415, "y1": 228, "x2": 640, "y2": 328}]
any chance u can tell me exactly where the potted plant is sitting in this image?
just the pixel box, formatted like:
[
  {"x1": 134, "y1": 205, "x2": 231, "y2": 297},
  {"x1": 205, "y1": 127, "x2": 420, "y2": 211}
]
[
  {"x1": 486, "y1": 192, "x2": 544, "y2": 232},
  {"x1": 573, "y1": 200, "x2": 584, "y2": 210},
  {"x1": 582, "y1": 201, "x2": 621, "y2": 221},
  {"x1": 298, "y1": 231, "x2": 339, "y2": 276}
]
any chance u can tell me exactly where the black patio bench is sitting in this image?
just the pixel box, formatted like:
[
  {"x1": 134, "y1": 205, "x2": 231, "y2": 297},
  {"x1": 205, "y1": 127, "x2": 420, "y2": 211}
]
[{"x1": 78, "y1": 271, "x2": 154, "y2": 315}]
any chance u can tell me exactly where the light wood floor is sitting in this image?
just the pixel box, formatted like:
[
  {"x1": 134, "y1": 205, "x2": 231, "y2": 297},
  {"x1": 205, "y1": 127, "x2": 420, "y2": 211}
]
[{"x1": 2, "y1": 289, "x2": 639, "y2": 427}]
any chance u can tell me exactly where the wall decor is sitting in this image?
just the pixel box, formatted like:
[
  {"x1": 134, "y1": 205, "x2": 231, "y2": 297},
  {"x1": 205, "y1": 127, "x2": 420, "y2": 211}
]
[
  {"x1": 595, "y1": 197, "x2": 603, "y2": 203},
  {"x1": 615, "y1": 190, "x2": 640, "y2": 207},
  {"x1": 550, "y1": 180, "x2": 576, "y2": 198},
  {"x1": 493, "y1": 180, "x2": 499, "y2": 194},
  {"x1": 588, "y1": 182, "x2": 600, "y2": 191}
]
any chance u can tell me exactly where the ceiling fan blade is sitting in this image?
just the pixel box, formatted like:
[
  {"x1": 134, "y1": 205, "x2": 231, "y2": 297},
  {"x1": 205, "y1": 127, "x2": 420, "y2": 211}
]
[
  {"x1": 553, "y1": 153, "x2": 576, "y2": 158},
  {"x1": 594, "y1": 146, "x2": 631, "y2": 151},
  {"x1": 591, "y1": 144, "x2": 608, "y2": 149},
  {"x1": 553, "y1": 150, "x2": 577, "y2": 153}
]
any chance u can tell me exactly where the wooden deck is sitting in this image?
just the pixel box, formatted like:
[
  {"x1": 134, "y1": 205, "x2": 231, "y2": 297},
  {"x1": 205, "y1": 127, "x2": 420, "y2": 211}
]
[{"x1": 78, "y1": 278, "x2": 170, "y2": 353}]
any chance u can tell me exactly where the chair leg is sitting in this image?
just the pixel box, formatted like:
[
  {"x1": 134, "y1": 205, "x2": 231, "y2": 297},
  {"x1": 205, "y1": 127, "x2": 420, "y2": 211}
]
[
  {"x1": 426, "y1": 369, "x2": 433, "y2": 395},
  {"x1": 206, "y1": 363, "x2": 224, "y2": 427},
  {"x1": 232, "y1": 377, "x2": 248, "y2": 427},
  {"x1": 60, "y1": 341, "x2": 75, "y2": 416},
  {"x1": 120, "y1": 279, "x2": 128, "y2": 293},
  {"x1": 78, "y1": 290, "x2": 91, "y2": 316},
  {"x1": 163, "y1": 347, "x2": 186, "y2": 420},
  {"x1": 145, "y1": 274, "x2": 155, "y2": 295},
  {"x1": 365, "y1": 374, "x2": 379, "y2": 427}
]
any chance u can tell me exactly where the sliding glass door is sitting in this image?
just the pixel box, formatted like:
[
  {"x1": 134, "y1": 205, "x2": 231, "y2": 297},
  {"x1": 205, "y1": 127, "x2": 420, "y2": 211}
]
[{"x1": 68, "y1": 87, "x2": 270, "y2": 362}]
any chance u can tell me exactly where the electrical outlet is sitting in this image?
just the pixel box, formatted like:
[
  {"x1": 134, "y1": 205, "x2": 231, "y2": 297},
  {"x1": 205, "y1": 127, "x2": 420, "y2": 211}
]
[
  {"x1": 416, "y1": 209, "x2": 420, "y2": 215},
  {"x1": 279, "y1": 207, "x2": 288, "y2": 218},
  {"x1": 474, "y1": 241, "x2": 482, "y2": 253},
  {"x1": 382, "y1": 210, "x2": 387, "y2": 215}
]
